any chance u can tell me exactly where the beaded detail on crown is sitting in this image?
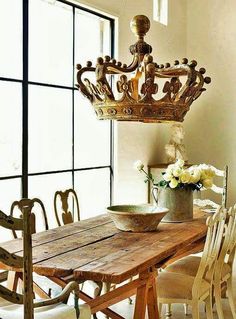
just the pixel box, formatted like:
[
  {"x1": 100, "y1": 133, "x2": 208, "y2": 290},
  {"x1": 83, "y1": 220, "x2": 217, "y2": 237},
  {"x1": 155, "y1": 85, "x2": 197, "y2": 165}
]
[{"x1": 76, "y1": 15, "x2": 211, "y2": 123}]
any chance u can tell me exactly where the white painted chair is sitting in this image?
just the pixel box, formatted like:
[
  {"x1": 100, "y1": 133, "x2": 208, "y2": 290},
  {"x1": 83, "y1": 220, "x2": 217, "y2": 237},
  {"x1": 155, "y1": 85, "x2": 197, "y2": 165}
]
[
  {"x1": 157, "y1": 207, "x2": 226, "y2": 319},
  {"x1": 194, "y1": 165, "x2": 228, "y2": 212},
  {"x1": 214, "y1": 205, "x2": 236, "y2": 318},
  {"x1": 0, "y1": 199, "x2": 91, "y2": 319},
  {"x1": 162, "y1": 205, "x2": 236, "y2": 318}
]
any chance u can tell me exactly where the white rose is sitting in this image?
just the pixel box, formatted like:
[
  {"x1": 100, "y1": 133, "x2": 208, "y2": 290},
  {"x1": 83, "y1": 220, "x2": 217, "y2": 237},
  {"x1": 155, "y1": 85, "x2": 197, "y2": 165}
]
[
  {"x1": 169, "y1": 178, "x2": 179, "y2": 188},
  {"x1": 202, "y1": 178, "x2": 213, "y2": 189},
  {"x1": 175, "y1": 159, "x2": 185, "y2": 168},
  {"x1": 172, "y1": 167, "x2": 182, "y2": 177},
  {"x1": 180, "y1": 170, "x2": 191, "y2": 183},
  {"x1": 166, "y1": 164, "x2": 175, "y2": 174},
  {"x1": 133, "y1": 160, "x2": 144, "y2": 171},
  {"x1": 190, "y1": 169, "x2": 201, "y2": 183},
  {"x1": 163, "y1": 173, "x2": 172, "y2": 182},
  {"x1": 205, "y1": 168, "x2": 215, "y2": 178}
]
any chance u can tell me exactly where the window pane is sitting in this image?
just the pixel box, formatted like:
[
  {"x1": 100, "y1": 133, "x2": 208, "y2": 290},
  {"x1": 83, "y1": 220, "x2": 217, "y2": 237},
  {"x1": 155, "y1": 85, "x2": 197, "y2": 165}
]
[
  {"x1": 0, "y1": 178, "x2": 21, "y2": 242},
  {"x1": 0, "y1": 0, "x2": 22, "y2": 79},
  {"x1": 0, "y1": 81, "x2": 22, "y2": 176},
  {"x1": 28, "y1": 172, "x2": 72, "y2": 229},
  {"x1": 29, "y1": 0, "x2": 73, "y2": 86},
  {"x1": 28, "y1": 85, "x2": 72, "y2": 173},
  {"x1": 75, "y1": 9, "x2": 111, "y2": 67},
  {"x1": 74, "y1": 94, "x2": 110, "y2": 168},
  {"x1": 74, "y1": 168, "x2": 110, "y2": 219}
]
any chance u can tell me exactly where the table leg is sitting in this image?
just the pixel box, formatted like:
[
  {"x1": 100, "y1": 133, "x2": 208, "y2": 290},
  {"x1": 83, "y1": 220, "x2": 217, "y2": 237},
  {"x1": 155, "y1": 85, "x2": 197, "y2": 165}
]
[
  {"x1": 147, "y1": 274, "x2": 159, "y2": 319},
  {"x1": 133, "y1": 268, "x2": 159, "y2": 319},
  {"x1": 133, "y1": 281, "x2": 149, "y2": 319}
]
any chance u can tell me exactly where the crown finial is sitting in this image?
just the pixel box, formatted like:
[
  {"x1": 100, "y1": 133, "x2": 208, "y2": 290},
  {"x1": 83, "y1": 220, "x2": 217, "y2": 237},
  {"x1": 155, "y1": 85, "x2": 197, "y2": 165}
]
[{"x1": 130, "y1": 15, "x2": 150, "y2": 40}]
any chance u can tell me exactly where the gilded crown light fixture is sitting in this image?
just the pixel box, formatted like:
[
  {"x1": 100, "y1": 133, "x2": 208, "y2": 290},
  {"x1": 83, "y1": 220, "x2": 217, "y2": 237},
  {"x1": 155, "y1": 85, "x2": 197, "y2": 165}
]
[{"x1": 76, "y1": 15, "x2": 211, "y2": 123}]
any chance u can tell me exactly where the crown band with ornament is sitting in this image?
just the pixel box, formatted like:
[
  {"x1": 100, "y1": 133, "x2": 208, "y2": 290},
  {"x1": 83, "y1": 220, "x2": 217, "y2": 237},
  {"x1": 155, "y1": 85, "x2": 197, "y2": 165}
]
[{"x1": 76, "y1": 15, "x2": 211, "y2": 123}]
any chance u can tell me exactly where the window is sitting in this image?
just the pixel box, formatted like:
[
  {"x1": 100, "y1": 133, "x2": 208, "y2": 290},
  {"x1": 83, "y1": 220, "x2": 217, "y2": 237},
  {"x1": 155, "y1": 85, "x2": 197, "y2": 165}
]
[
  {"x1": 0, "y1": 0, "x2": 114, "y2": 239},
  {"x1": 153, "y1": 0, "x2": 168, "y2": 26}
]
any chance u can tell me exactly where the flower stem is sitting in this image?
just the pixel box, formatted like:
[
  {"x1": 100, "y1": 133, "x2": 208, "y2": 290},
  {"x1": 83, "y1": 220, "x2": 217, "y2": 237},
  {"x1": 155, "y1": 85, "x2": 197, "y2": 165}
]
[{"x1": 141, "y1": 168, "x2": 154, "y2": 184}]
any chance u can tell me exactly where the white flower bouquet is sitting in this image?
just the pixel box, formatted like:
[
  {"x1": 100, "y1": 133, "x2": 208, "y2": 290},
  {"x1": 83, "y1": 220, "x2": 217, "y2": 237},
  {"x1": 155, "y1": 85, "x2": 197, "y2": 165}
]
[{"x1": 134, "y1": 159, "x2": 215, "y2": 191}]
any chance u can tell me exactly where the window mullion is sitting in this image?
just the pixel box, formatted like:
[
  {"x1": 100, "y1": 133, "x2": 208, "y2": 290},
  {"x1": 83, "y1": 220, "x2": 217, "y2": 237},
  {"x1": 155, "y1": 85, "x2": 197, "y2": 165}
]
[{"x1": 22, "y1": 0, "x2": 29, "y2": 198}]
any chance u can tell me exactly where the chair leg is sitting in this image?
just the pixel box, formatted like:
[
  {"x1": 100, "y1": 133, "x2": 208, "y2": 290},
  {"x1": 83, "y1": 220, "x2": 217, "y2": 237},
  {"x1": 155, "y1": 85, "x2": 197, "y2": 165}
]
[
  {"x1": 165, "y1": 304, "x2": 172, "y2": 318},
  {"x1": 93, "y1": 281, "x2": 103, "y2": 298},
  {"x1": 103, "y1": 282, "x2": 111, "y2": 294},
  {"x1": 192, "y1": 301, "x2": 200, "y2": 319},
  {"x1": 158, "y1": 302, "x2": 163, "y2": 317},
  {"x1": 215, "y1": 281, "x2": 225, "y2": 319},
  {"x1": 184, "y1": 303, "x2": 189, "y2": 315},
  {"x1": 227, "y1": 278, "x2": 236, "y2": 319},
  {"x1": 205, "y1": 294, "x2": 214, "y2": 319}
]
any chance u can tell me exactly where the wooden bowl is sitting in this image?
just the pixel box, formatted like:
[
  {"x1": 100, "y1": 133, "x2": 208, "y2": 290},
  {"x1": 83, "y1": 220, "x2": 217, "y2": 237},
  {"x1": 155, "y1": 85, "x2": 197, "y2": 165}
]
[{"x1": 107, "y1": 204, "x2": 169, "y2": 232}]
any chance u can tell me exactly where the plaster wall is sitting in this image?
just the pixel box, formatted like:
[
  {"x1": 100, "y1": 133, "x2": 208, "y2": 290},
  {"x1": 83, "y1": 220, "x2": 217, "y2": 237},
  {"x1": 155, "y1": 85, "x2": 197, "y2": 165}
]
[
  {"x1": 76, "y1": 0, "x2": 187, "y2": 204},
  {"x1": 184, "y1": 0, "x2": 236, "y2": 206}
]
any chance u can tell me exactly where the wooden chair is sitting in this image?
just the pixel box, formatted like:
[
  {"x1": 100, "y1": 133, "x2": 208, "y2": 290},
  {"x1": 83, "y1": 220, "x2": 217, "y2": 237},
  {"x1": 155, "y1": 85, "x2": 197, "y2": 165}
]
[
  {"x1": 54, "y1": 189, "x2": 80, "y2": 226},
  {"x1": 54, "y1": 189, "x2": 101, "y2": 318},
  {"x1": 214, "y1": 205, "x2": 236, "y2": 318},
  {"x1": 161, "y1": 205, "x2": 236, "y2": 318},
  {"x1": 157, "y1": 207, "x2": 226, "y2": 319},
  {"x1": 194, "y1": 165, "x2": 228, "y2": 211},
  {"x1": 10, "y1": 198, "x2": 49, "y2": 238},
  {"x1": 0, "y1": 199, "x2": 91, "y2": 319},
  {"x1": 8, "y1": 198, "x2": 56, "y2": 298}
]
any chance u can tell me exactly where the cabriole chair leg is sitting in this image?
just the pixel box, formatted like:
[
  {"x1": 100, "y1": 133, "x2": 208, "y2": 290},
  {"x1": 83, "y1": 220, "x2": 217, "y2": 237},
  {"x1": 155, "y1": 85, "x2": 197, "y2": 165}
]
[
  {"x1": 184, "y1": 303, "x2": 189, "y2": 315},
  {"x1": 191, "y1": 301, "x2": 200, "y2": 319},
  {"x1": 165, "y1": 303, "x2": 172, "y2": 318},
  {"x1": 227, "y1": 278, "x2": 236, "y2": 319},
  {"x1": 215, "y1": 281, "x2": 225, "y2": 319},
  {"x1": 205, "y1": 295, "x2": 214, "y2": 319}
]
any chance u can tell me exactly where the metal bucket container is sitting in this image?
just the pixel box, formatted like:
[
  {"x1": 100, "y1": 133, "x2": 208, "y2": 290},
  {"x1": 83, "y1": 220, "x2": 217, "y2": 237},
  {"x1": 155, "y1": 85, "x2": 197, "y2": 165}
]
[{"x1": 152, "y1": 187, "x2": 193, "y2": 223}]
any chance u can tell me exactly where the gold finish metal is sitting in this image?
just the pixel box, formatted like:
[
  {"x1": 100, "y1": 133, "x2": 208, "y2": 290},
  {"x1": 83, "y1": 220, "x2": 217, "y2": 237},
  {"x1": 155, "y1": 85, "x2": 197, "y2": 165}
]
[{"x1": 76, "y1": 15, "x2": 211, "y2": 123}]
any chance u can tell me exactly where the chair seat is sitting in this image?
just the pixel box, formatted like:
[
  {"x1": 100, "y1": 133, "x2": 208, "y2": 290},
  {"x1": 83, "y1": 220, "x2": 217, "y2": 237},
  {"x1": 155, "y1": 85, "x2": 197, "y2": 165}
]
[
  {"x1": 164, "y1": 255, "x2": 231, "y2": 279},
  {"x1": 0, "y1": 297, "x2": 91, "y2": 319},
  {"x1": 157, "y1": 272, "x2": 210, "y2": 300}
]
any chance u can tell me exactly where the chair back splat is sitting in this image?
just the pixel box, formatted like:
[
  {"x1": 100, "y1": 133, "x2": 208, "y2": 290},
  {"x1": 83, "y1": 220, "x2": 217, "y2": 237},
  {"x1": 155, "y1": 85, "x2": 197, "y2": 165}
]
[
  {"x1": 10, "y1": 198, "x2": 48, "y2": 238},
  {"x1": 194, "y1": 165, "x2": 228, "y2": 210},
  {"x1": 192, "y1": 207, "x2": 226, "y2": 298},
  {"x1": 54, "y1": 189, "x2": 80, "y2": 226}
]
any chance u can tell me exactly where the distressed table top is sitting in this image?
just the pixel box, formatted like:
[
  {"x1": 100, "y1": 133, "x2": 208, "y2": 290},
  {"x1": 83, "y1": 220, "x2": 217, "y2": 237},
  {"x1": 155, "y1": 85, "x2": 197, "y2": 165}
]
[{"x1": 0, "y1": 209, "x2": 208, "y2": 284}]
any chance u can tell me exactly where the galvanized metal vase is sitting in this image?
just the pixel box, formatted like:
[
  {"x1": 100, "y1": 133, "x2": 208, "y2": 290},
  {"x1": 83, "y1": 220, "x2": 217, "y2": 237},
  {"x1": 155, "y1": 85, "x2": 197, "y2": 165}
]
[{"x1": 152, "y1": 187, "x2": 193, "y2": 223}]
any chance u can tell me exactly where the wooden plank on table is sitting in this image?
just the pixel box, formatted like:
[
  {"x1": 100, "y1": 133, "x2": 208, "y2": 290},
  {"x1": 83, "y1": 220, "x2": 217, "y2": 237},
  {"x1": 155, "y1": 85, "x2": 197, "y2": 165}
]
[
  {"x1": 33, "y1": 231, "x2": 160, "y2": 277},
  {"x1": 0, "y1": 222, "x2": 119, "y2": 273},
  {"x1": 73, "y1": 217, "x2": 207, "y2": 283},
  {"x1": 1, "y1": 210, "x2": 207, "y2": 283},
  {"x1": 32, "y1": 215, "x2": 207, "y2": 282},
  {"x1": 1, "y1": 214, "x2": 111, "y2": 254}
]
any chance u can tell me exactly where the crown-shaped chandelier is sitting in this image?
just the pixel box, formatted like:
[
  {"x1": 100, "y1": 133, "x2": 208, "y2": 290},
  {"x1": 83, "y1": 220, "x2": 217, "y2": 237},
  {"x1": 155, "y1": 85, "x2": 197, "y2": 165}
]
[{"x1": 76, "y1": 15, "x2": 211, "y2": 123}]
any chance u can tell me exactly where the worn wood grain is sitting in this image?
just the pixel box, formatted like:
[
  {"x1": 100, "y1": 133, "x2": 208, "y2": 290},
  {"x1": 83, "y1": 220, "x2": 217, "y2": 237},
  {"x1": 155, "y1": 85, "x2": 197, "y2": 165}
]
[
  {"x1": 1, "y1": 209, "x2": 207, "y2": 285},
  {"x1": 1, "y1": 214, "x2": 111, "y2": 254},
  {"x1": 74, "y1": 217, "x2": 207, "y2": 283},
  {"x1": 0, "y1": 208, "x2": 208, "y2": 319}
]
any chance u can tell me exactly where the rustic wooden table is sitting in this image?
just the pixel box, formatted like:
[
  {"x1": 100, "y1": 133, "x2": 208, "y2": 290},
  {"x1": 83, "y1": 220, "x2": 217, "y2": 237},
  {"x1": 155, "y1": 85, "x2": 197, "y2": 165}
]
[{"x1": 0, "y1": 209, "x2": 208, "y2": 319}]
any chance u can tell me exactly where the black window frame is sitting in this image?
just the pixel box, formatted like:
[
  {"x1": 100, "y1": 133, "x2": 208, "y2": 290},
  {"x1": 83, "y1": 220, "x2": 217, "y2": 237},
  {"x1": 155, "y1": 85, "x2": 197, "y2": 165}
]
[{"x1": 0, "y1": 0, "x2": 114, "y2": 205}]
